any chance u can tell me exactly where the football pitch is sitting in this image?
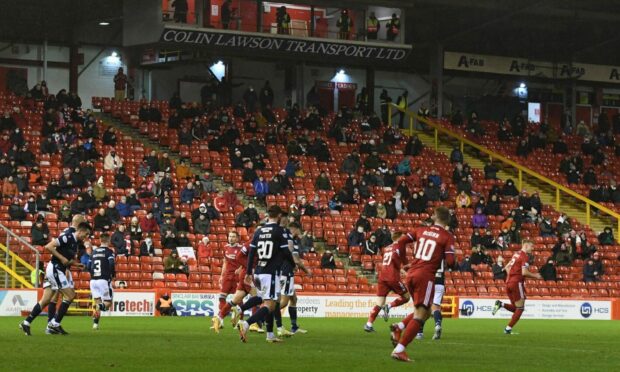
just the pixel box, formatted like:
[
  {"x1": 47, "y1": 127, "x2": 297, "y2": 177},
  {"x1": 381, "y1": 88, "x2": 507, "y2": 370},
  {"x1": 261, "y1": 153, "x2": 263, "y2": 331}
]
[{"x1": 2, "y1": 317, "x2": 619, "y2": 371}]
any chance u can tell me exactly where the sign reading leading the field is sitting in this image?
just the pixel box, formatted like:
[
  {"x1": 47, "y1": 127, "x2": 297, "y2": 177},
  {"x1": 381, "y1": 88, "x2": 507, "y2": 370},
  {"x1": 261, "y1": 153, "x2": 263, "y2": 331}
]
[
  {"x1": 0, "y1": 290, "x2": 37, "y2": 316},
  {"x1": 172, "y1": 292, "x2": 217, "y2": 317},
  {"x1": 292, "y1": 295, "x2": 411, "y2": 318},
  {"x1": 160, "y1": 27, "x2": 411, "y2": 62},
  {"x1": 110, "y1": 292, "x2": 156, "y2": 317},
  {"x1": 458, "y1": 298, "x2": 612, "y2": 320}
]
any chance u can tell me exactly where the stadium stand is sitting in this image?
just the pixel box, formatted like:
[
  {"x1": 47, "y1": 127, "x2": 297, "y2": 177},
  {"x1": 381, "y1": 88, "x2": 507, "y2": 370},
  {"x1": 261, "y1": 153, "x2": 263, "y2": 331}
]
[{"x1": 0, "y1": 88, "x2": 619, "y2": 299}]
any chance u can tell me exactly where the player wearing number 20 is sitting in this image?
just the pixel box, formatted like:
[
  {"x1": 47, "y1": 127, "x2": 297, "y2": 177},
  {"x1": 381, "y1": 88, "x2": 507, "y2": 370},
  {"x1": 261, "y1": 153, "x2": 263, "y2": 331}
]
[
  {"x1": 237, "y1": 205, "x2": 295, "y2": 343},
  {"x1": 389, "y1": 206, "x2": 456, "y2": 362},
  {"x1": 364, "y1": 231, "x2": 410, "y2": 332}
]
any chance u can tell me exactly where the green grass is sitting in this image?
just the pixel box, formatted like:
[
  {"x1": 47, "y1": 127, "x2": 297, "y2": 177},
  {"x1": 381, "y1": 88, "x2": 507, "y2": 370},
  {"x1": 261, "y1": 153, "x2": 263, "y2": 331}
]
[{"x1": 2, "y1": 317, "x2": 619, "y2": 371}]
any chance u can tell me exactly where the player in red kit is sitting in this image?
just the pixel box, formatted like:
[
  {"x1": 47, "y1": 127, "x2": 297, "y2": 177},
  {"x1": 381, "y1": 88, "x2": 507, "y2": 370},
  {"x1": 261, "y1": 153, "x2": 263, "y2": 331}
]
[
  {"x1": 212, "y1": 230, "x2": 242, "y2": 333},
  {"x1": 491, "y1": 240, "x2": 541, "y2": 334},
  {"x1": 389, "y1": 206, "x2": 455, "y2": 362},
  {"x1": 364, "y1": 231, "x2": 410, "y2": 332}
]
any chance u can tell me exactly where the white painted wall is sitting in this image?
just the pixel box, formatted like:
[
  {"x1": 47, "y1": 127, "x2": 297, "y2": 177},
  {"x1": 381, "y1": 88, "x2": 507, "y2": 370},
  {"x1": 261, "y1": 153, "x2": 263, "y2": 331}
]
[{"x1": 0, "y1": 43, "x2": 122, "y2": 109}]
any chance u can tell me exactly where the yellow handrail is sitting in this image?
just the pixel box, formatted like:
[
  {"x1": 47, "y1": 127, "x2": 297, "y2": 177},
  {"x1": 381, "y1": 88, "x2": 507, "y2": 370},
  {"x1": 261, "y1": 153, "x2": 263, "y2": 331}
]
[
  {"x1": 0, "y1": 243, "x2": 35, "y2": 272},
  {"x1": 389, "y1": 104, "x2": 620, "y2": 240},
  {"x1": 0, "y1": 261, "x2": 34, "y2": 288}
]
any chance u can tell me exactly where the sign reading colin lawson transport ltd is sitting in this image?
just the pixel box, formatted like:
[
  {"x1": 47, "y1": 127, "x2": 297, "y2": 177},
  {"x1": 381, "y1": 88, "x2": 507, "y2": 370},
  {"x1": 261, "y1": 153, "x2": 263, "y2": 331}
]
[{"x1": 160, "y1": 27, "x2": 411, "y2": 62}]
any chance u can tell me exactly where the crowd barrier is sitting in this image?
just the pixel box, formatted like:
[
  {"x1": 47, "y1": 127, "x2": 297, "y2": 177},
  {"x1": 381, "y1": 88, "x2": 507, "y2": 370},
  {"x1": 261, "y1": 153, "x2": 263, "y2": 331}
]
[{"x1": 1, "y1": 288, "x2": 619, "y2": 320}]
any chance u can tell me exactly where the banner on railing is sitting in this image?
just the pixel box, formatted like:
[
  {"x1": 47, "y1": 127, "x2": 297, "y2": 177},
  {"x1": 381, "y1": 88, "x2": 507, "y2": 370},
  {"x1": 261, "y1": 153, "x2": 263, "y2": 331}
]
[
  {"x1": 444, "y1": 51, "x2": 620, "y2": 84},
  {"x1": 458, "y1": 298, "x2": 612, "y2": 320},
  {"x1": 160, "y1": 27, "x2": 411, "y2": 62}
]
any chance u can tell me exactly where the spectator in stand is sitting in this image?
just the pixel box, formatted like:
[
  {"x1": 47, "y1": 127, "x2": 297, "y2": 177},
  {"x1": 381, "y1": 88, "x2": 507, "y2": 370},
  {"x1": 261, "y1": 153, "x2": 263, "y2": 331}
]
[
  {"x1": 470, "y1": 245, "x2": 493, "y2": 265},
  {"x1": 160, "y1": 217, "x2": 177, "y2": 237},
  {"x1": 199, "y1": 172, "x2": 217, "y2": 194},
  {"x1": 540, "y1": 259, "x2": 557, "y2": 281},
  {"x1": 94, "y1": 208, "x2": 112, "y2": 232},
  {"x1": 449, "y1": 147, "x2": 463, "y2": 164},
  {"x1": 171, "y1": 0, "x2": 188, "y2": 22},
  {"x1": 104, "y1": 149, "x2": 123, "y2": 171},
  {"x1": 93, "y1": 178, "x2": 107, "y2": 203},
  {"x1": 175, "y1": 212, "x2": 191, "y2": 233},
  {"x1": 242, "y1": 161, "x2": 258, "y2": 183},
  {"x1": 106, "y1": 200, "x2": 121, "y2": 224},
  {"x1": 539, "y1": 218, "x2": 555, "y2": 237},
  {"x1": 315, "y1": 171, "x2": 332, "y2": 191},
  {"x1": 113, "y1": 67, "x2": 128, "y2": 101},
  {"x1": 31, "y1": 219, "x2": 50, "y2": 245},
  {"x1": 116, "y1": 196, "x2": 132, "y2": 218},
  {"x1": 598, "y1": 227, "x2": 615, "y2": 245},
  {"x1": 348, "y1": 226, "x2": 365, "y2": 247},
  {"x1": 341, "y1": 152, "x2": 361, "y2": 175},
  {"x1": 492, "y1": 255, "x2": 507, "y2": 280},
  {"x1": 472, "y1": 208, "x2": 488, "y2": 228},
  {"x1": 553, "y1": 240, "x2": 573, "y2": 266},
  {"x1": 164, "y1": 250, "x2": 188, "y2": 275},
  {"x1": 459, "y1": 256, "x2": 473, "y2": 273},
  {"x1": 583, "y1": 257, "x2": 601, "y2": 282},
  {"x1": 194, "y1": 213, "x2": 211, "y2": 235},
  {"x1": 2, "y1": 176, "x2": 18, "y2": 199},
  {"x1": 159, "y1": 153, "x2": 172, "y2": 173},
  {"x1": 235, "y1": 208, "x2": 256, "y2": 228},
  {"x1": 501, "y1": 179, "x2": 519, "y2": 199},
  {"x1": 111, "y1": 225, "x2": 127, "y2": 252},
  {"x1": 321, "y1": 250, "x2": 336, "y2": 269},
  {"x1": 180, "y1": 182, "x2": 196, "y2": 204},
  {"x1": 484, "y1": 161, "x2": 499, "y2": 179},
  {"x1": 386, "y1": 13, "x2": 400, "y2": 41},
  {"x1": 140, "y1": 211, "x2": 159, "y2": 233},
  {"x1": 124, "y1": 216, "x2": 140, "y2": 240},
  {"x1": 221, "y1": 186, "x2": 239, "y2": 211},
  {"x1": 336, "y1": 9, "x2": 352, "y2": 39},
  {"x1": 23, "y1": 195, "x2": 37, "y2": 216},
  {"x1": 196, "y1": 237, "x2": 210, "y2": 260},
  {"x1": 253, "y1": 176, "x2": 269, "y2": 201},
  {"x1": 363, "y1": 235, "x2": 379, "y2": 255},
  {"x1": 259, "y1": 81, "x2": 274, "y2": 110},
  {"x1": 455, "y1": 190, "x2": 471, "y2": 208},
  {"x1": 140, "y1": 235, "x2": 155, "y2": 257}
]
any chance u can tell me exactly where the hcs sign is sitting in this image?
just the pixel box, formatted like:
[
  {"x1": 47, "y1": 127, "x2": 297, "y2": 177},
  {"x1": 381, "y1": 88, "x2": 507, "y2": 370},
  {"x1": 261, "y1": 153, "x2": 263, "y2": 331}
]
[{"x1": 172, "y1": 293, "x2": 218, "y2": 316}]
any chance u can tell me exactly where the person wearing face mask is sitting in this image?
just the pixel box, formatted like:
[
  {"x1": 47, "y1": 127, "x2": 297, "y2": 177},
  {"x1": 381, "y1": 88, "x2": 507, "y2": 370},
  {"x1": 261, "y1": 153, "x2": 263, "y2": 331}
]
[
  {"x1": 348, "y1": 225, "x2": 366, "y2": 247},
  {"x1": 492, "y1": 256, "x2": 507, "y2": 280},
  {"x1": 140, "y1": 235, "x2": 155, "y2": 257}
]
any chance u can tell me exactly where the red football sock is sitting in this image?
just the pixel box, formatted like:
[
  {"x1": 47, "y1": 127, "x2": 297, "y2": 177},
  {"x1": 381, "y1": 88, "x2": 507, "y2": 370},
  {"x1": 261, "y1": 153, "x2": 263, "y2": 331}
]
[
  {"x1": 401, "y1": 312, "x2": 415, "y2": 326},
  {"x1": 508, "y1": 308, "x2": 524, "y2": 328},
  {"x1": 503, "y1": 303, "x2": 516, "y2": 312},
  {"x1": 368, "y1": 305, "x2": 381, "y2": 324},
  {"x1": 390, "y1": 296, "x2": 408, "y2": 308},
  {"x1": 218, "y1": 297, "x2": 226, "y2": 311},
  {"x1": 219, "y1": 303, "x2": 232, "y2": 318},
  {"x1": 399, "y1": 318, "x2": 423, "y2": 347}
]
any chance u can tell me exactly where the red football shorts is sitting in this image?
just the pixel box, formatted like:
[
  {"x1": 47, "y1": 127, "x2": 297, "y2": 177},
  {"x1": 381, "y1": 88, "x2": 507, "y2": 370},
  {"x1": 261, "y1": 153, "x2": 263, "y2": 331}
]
[
  {"x1": 506, "y1": 281, "x2": 526, "y2": 304},
  {"x1": 376, "y1": 279, "x2": 408, "y2": 297},
  {"x1": 236, "y1": 270, "x2": 251, "y2": 293},
  {"x1": 405, "y1": 272, "x2": 435, "y2": 308},
  {"x1": 220, "y1": 276, "x2": 238, "y2": 294}
]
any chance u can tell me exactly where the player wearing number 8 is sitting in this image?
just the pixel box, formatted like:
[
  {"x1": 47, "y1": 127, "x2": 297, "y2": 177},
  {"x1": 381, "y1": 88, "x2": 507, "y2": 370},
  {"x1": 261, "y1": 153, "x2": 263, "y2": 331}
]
[
  {"x1": 364, "y1": 231, "x2": 410, "y2": 332},
  {"x1": 389, "y1": 206, "x2": 456, "y2": 362}
]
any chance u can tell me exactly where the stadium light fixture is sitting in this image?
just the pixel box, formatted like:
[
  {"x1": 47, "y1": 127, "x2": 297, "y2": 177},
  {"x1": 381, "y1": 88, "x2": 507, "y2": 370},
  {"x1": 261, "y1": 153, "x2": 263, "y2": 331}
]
[
  {"x1": 339, "y1": 69, "x2": 346, "y2": 75},
  {"x1": 99, "y1": 21, "x2": 110, "y2": 26},
  {"x1": 217, "y1": 60, "x2": 224, "y2": 65},
  {"x1": 111, "y1": 51, "x2": 118, "y2": 58},
  {"x1": 520, "y1": 82, "x2": 526, "y2": 88}
]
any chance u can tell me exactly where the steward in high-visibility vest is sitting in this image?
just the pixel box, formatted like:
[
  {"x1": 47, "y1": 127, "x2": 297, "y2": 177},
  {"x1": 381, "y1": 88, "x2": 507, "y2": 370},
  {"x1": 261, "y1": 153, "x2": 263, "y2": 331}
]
[
  {"x1": 386, "y1": 14, "x2": 401, "y2": 42},
  {"x1": 367, "y1": 12, "x2": 380, "y2": 40},
  {"x1": 276, "y1": 6, "x2": 291, "y2": 35}
]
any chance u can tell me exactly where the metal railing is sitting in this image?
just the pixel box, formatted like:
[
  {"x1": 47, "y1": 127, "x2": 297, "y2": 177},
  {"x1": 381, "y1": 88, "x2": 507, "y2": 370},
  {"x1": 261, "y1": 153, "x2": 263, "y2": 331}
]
[
  {"x1": 0, "y1": 223, "x2": 40, "y2": 288},
  {"x1": 388, "y1": 103, "x2": 620, "y2": 241}
]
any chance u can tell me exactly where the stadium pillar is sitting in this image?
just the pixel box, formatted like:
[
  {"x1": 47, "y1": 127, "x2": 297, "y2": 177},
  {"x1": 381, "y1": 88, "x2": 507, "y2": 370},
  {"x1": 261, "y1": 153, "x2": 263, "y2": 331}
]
[
  {"x1": 366, "y1": 67, "x2": 375, "y2": 115},
  {"x1": 256, "y1": 0, "x2": 263, "y2": 32},
  {"x1": 310, "y1": 6, "x2": 315, "y2": 37},
  {"x1": 42, "y1": 39, "x2": 48, "y2": 82},
  {"x1": 69, "y1": 45, "x2": 79, "y2": 93}
]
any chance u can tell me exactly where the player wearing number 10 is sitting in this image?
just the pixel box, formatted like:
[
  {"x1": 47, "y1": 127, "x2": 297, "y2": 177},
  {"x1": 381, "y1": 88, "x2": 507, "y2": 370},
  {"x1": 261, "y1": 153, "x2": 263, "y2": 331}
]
[{"x1": 389, "y1": 206, "x2": 456, "y2": 362}]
